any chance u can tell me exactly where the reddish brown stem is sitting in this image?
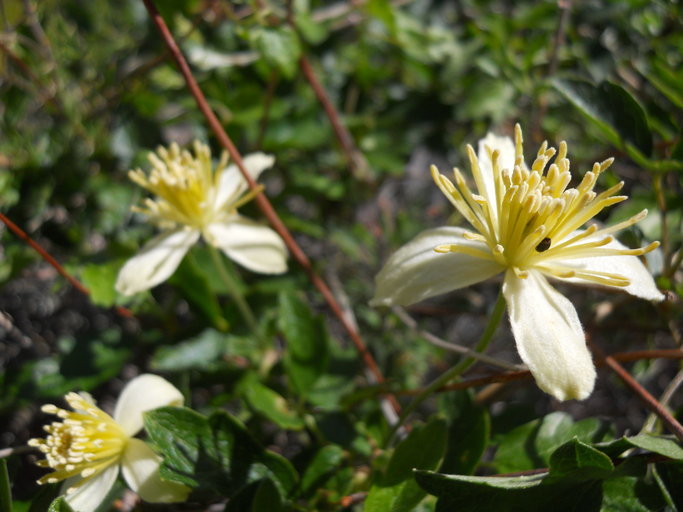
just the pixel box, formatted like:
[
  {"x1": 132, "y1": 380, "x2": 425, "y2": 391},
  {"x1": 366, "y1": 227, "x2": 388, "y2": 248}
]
[
  {"x1": 590, "y1": 341, "x2": 683, "y2": 443},
  {"x1": 0, "y1": 212, "x2": 132, "y2": 318},
  {"x1": 141, "y1": 0, "x2": 399, "y2": 413},
  {"x1": 298, "y1": 56, "x2": 368, "y2": 179},
  {"x1": 396, "y1": 349, "x2": 683, "y2": 396}
]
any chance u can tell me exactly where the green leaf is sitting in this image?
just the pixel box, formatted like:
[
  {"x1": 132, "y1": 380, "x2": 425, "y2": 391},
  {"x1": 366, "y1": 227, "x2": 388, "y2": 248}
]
[
  {"x1": 365, "y1": 417, "x2": 448, "y2": 512},
  {"x1": 553, "y1": 78, "x2": 653, "y2": 157},
  {"x1": 493, "y1": 412, "x2": 609, "y2": 473},
  {"x1": 417, "y1": 439, "x2": 619, "y2": 511},
  {"x1": 144, "y1": 407, "x2": 298, "y2": 499},
  {"x1": 249, "y1": 27, "x2": 302, "y2": 79},
  {"x1": 47, "y1": 497, "x2": 75, "y2": 512},
  {"x1": 169, "y1": 253, "x2": 229, "y2": 331},
  {"x1": 79, "y1": 261, "x2": 120, "y2": 307},
  {"x1": 278, "y1": 291, "x2": 330, "y2": 396},
  {"x1": 545, "y1": 439, "x2": 614, "y2": 483},
  {"x1": 299, "y1": 445, "x2": 345, "y2": 497},
  {"x1": 150, "y1": 329, "x2": 231, "y2": 372},
  {"x1": 251, "y1": 478, "x2": 283, "y2": 511},
  {"x1": 438, "y1": 391, "x2": 489, "y2": 475},
  {"x1": 295, "y1": 11, "x2": 328, "y2": 45},
  {"x1": 655, "y1": 462, "x2": 683, "y2": 509},
  {"x1": 239, "y1": 372, "x2": 305, "y2": 430},
  {"x1": 596, "y1": 433, "x2": 683, "y2": 460},
  {"x1": 601, "y1": 475, "x2": 666, "y2": 511}
]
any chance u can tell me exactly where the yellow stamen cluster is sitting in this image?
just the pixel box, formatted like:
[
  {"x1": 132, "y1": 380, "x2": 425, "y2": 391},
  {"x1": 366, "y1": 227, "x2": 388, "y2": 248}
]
[
  {"x1": 432, "y1": 125, "x2": 658, "y2": 286},
  {"x1": 128, "y1": 141, "x2": 229, "y2": 229},
  {"x1": 28, "y1": 393, "x2": 127, "y2": 492}
]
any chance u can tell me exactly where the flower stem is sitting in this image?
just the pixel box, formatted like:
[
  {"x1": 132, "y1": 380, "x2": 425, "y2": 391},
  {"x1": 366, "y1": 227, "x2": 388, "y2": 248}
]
[
  {"x1": 386, "y1": 291, "x2": 506, "y2": 446},
  {"x1": 208, "y1": 245, "x2": 263, "y2": 344}
]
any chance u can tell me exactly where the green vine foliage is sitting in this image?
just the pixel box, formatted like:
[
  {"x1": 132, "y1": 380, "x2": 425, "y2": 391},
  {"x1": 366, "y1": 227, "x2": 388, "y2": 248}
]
[{"x1": 1, "y1": 0, "x2": 682, "y2": 511}]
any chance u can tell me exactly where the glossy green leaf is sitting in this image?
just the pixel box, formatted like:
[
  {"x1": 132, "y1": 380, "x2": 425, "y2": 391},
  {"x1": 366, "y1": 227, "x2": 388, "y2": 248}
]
[
  {"x1": 150, "y1": 329, "x2": 231, "y2": 372},
  {"x1": 553, "y1": 78, "x2": 653, "y2": 157},
  {"x1": 300, "y1": 445, "x2": 345, "y2": 497},
  {"x1": 249, "y1": 27, "x2": 302, "y2": 79},
  {"x1": 278, "y1": 291, "x2": 330, "y2": 396},
  {"x1": 418, "y1": 439, "x2": 622, "y2": 511},
  {"x1": 545, "y1": 439, "x2": 614, "y2": 483},
  {"x1": 239, "y1": 372, "x2": 305, "y2": 430},
  {"x1": 144, "y1": 407, "x2": 298, "y2": 498},
  {"x1": 493, "y1": 412, "x2": 609, "y2": 473},
  {"x1": 601, "y1": 475, "x2": 666, "y2": 511},
  {"x1": 79, "y1": 261, "x2": 120, "y2": 307},
  {"x1": 596, "y1": 433, "x2": 683, "y2": 460},
  {"x1": 251, "y1": 478, "x2": 283, "y2": 512},
  {"x1": 365, "y1": 417, "x2": 448, "y2": 512}
]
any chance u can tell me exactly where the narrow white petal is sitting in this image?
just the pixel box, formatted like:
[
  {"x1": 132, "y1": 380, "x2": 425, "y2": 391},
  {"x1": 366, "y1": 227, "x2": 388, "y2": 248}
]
[
  {"x1": 115, "y1": 228, "x2": 199, "y2": 296},
  {"x1": 114, "y1": 374, "x2": 184, "y2": 437},
  {"x1": 477, "y1": 132, "x2": 516, "y2": 200},
  {"x1": 63, "y1": 464, "x2": 119, "y2": 512},
  {"x1": 503, "y1": 269, "x2": 595, "y2": 401},
  {"x1": 121, "y1": 438, "x2": 190, "y2": 503},
  {"x1": 214, "y1": 153, "x2": 275, "y2": 210},
  {"x1": 203, "y1": 216, "x2": 288, "y2": 274},
  {"x1": 371, "y1": 226, "x2": 503, "y2": 307},
  {"x1": 555, "y1": 235, "x2": 664, "y2": 302}
]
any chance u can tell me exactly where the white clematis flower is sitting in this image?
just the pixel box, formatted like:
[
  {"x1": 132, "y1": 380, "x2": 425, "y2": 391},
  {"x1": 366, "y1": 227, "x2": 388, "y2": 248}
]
[
  {"x1": 372, "y1": 125, "x2": 663, "y2": 401},
  {"x1": 115, "y1": 141, "x2": 288, "y2": 296},
  {"x1": 28, "y1": 374, "x2": 189, "y2": 511}
]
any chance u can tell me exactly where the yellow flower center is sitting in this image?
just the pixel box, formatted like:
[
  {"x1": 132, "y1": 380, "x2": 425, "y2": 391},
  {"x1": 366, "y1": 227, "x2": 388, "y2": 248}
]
[
  {"x1": 432, "y1": 125, "x2": 658, "y2": 286},
  {"x1": 28, "y1": 392, "x2": 127, "y2": 489},
  {"x1": 128, "y1": 141, "x2": 228, "y2": 229}
]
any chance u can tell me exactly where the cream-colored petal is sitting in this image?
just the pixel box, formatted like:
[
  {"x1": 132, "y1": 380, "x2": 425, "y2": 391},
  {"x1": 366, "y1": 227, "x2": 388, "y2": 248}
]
[
  {"x1": 371, "y1": 226, "x2": 503, "y2": 307},
  {"x1": 115, "y1": 228, "x2": 199, "y2": 296},
  {"x1": 214, "y1": 153, "x2": 275, "y2": 211},
  {"x1": 114, "y1": 374, "x2": 184, "y2": 437},
  {"x1": 554, "y1": 236, "x2": 664, "y2": 302},
  {"x1": 203, "y1": 216, "x2": 288, "y2": 274},
  {"x1": 121, "y1": 438, "x2": 190, "y2": 503},
  {"x1": 63, "y1": 464, "x2": 119, "y2": 512},
  {"x1": 503, "y1": 269, "x2": 595, "y2": 401}
]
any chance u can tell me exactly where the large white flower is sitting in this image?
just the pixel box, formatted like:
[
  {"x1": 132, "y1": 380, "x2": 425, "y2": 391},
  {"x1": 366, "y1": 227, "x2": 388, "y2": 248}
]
[
  {"x1": 115, "y1": 141, "x2": 288, "y2": 295},
  {"x1": 372, "y1": 125, "x2": 663, "y2": 401},
  {"x1": 28, "y1": 374, "x2": 189, "y2": 511}
]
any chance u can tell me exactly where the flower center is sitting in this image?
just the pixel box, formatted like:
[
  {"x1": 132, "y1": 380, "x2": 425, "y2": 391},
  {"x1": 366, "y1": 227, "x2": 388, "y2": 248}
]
[
  {"x1": 128, "y1": 141, "x2": 228, "y2": 229},
  {"x1": 28, "y1": 392, "x2": 127, "y2": 488},
  {"x1": 432, "y1": 125, "x2": 658, "y2": 285}
]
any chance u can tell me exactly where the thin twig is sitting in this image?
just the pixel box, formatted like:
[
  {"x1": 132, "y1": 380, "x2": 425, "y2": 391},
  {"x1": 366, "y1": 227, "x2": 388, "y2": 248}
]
[
  {"x1": 284, "y1": 0, "x2": 368, "y2": 178},
  {"x1": 395, "y1": 348, "x2": 683, "y2": 396},
  {"x1": 0, "y1": 212, "x2": 133, "y2": 318},
  {"x1": 386, "y1": 293, "x2": 506, "y2": 445},
  {"x1": 641, "y1": 369, "x2": 683, "y2": 434},
  {"x1": 256, "y1": 70, "x2": 279, "y2": 149},
  {"x1": 298, "y1": 56, "x2": 369, "y2": 180},
  {"x1": 141, "y1": 0, "x2": 399, "y2": 414},
  {"x1": 392, "y1": 306, "x2": 522, "y2": 371},
  {"x1": 589, "y1": 340, "x2": 683, "y2": 443}
]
